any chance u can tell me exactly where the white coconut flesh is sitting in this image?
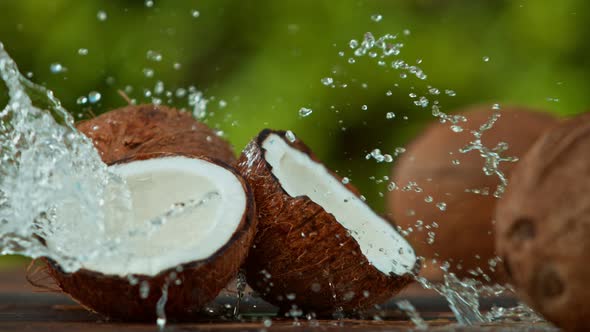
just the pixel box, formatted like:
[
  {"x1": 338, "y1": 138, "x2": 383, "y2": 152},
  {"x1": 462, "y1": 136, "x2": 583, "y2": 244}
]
[
  {"x1": 262, "y1": 134, "x2": 416, "y2": 276},
  {"x1": 47, "y1": 156, "x2": 247, "y2": 277}
]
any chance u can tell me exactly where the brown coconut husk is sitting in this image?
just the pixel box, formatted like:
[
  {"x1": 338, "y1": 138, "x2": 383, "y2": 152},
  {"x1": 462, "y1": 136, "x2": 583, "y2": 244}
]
[
  {"x1": 237, "y1": 129, "x2": 416, "y2": 315},
  {"x1": 45, "y1": 152, "x2": 257, "y2": 321},
  {"x1": 76, "y1": 104, "x2": 235, "y2": 165},
  {"x1": 495, "y1": 111, "x2": 590, "y2": 332},
  {"x1": 387, "y1": 105, "x2": 557, "y2": 282}
]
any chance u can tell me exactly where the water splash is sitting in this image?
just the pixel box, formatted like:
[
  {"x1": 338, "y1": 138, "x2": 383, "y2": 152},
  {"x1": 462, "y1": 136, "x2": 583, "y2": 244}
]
[
  {"x1": 336, "y1": 31, "x2": 530, "y2": 325},
  {"x1": 233, "y1": 270, "x2": 248, "y2": 318},
  {"x1": 0, "y1": 43, "x2": 132, "y2": 272},
  {"x1": 342, "y1": 31, "x2": 521, "y2": 196},
  {"x1": 396, "y1": 300, "x2": 427, "y2": 329},
  {"x1": 459, "y1": 108, "x2": 519, "y2": 198}
]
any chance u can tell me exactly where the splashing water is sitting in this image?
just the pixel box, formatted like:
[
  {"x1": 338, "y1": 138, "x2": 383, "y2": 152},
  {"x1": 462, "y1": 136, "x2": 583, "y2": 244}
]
[
  {"x1": 336, "y1": 30, "x2": 534, "y2": 325},
  {"x1": 344, "y1": 31, "x2": 518, "y2": 192},
  {"x1": 459, "y1": 108, "x2": 519, "y2": 198},
  {"x1": 0, "y1": 43, "x2": 132, "y2": 272},
  {"x1": 396, "y1": 300, "x2": 427, "y2": 329},
  {"x1": 0, "y1": 44, "x2": 228, "y2": 327}
]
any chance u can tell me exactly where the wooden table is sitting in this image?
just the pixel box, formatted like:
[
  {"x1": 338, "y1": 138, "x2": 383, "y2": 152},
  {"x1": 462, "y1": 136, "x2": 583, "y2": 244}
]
[{"x1": 0, "y1": 266, "x2": 559, "y2": 331}]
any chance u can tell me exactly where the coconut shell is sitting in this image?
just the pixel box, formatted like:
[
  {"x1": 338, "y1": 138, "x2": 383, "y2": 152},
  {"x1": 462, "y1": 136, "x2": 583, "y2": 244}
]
[
  {"x1": 387, "y1": 105, "x2": 557, "y2": 281},
  {"x1": 45, "y1": 153, "x2": 257, "y2": 321},
  {"x1": 495, "y1": 112, "x2": 590, "y2": 332},
  {"x1": 237, "y1": 129, "x2": 416, "y2": 315},
  {"x1": 76, "y1": 104, "x2": 235, "y2": 165}
]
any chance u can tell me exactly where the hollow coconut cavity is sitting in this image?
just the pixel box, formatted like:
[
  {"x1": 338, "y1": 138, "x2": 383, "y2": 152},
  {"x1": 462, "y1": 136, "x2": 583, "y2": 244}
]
[
  {"x1": 238, "y1": 130, "x2": 417, "y2": 314},
  {"x1": 45, "y1": 154, "x2": 256, "y2": 320}
]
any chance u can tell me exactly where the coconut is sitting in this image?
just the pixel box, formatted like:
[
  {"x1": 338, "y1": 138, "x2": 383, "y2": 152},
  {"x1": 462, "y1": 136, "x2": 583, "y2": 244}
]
[
  {"x1": 495, "y1": 112, "x2": 590, "y2": 332},
  {"x1": 44, "y1": 152, "x2": 256, "y2": 321},
  {"x1": 41, "y1": 105, "x2": 254, "y2": 320},
  {"x1": 237, "y1": 129, "x2": 417, "y2": 315},
  {"x1": 76, "y1": 104, "x2": 235, "y2": 165},
  {"x1": 387, "y1": 105, "x2": 557, "y2": 281}
]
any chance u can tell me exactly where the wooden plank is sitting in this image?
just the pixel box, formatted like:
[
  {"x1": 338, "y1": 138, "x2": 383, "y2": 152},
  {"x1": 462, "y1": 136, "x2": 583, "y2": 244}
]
[{"x1": 0, "y1": 267, "x2": 559, "y2": 331}]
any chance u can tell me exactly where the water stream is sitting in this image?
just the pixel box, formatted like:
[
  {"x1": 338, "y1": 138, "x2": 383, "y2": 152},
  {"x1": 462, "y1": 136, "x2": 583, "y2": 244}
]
[{"x1": 0, "y1": 42, "x2": 132, "y2": 273}]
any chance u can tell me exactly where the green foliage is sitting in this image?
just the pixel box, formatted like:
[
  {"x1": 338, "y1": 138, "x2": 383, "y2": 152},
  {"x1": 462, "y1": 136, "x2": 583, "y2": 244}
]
[{"x1": 0, "y1": 1, "x2": 588, "y2": 233}]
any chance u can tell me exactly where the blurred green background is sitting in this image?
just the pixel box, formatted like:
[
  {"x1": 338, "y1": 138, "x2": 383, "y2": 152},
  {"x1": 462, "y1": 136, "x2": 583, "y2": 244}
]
[{"x1": 0, "y1": 1, "x2": 589, "y2": 266}]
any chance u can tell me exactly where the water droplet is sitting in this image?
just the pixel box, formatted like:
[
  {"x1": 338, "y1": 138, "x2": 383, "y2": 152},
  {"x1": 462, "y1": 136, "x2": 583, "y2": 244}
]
[
  {"x1": 428, "y1": 87, "x2": 440, "y2": 95},
  {"x1": 298, "y1": 107, "x2": 313, "y2": 117},
  {"x1": 310, "y1": 283, "x2": 322, "y2": 293},
  {"x1": 370, "y1": 14, "x2": 383, "y2": 22},
  {"x1": 175, "y1": 88, "x2": 186, "y2": 98},
  {"x1": 77, "y1": 48, "x2": 88, "y2": 56},
  {"x1": 387, "y1": 182, "x2": 397, "y2": 191},
  {"x1": 424, "y1": 196, "x2": 433, "y2": 203},
  {"x1": 88, "y1": 91, "x2": 101, "y2": 104},
  {"x1": 436, "y1": 202, "x2": 447, "y2": 211},
  {"x1": 76, "y1": 96, "x2": 88, "y2": 105},
  {"x1": 191, "y1": 10, "x2": 200, "y2": 18},
  {"x1": 451, "y1": 125, "x2": 463, "y2": 133},
  {"x1": 143, "y1": 68, "x2": 154, "y2": 78},
  {"x1": 341, "y1": 177, "x2": 350, "y2": 185},
  {"x1": 361, "y1": 104, "x2": 368, "y2": 111},
  {"x1": 146, "y1": 50, "x2": 162, "y2": 62},
  {"x1": 386, "y1": 112, "x2": 395, "y2": 119},
  {"x1": 139, "y1": 281, "x2": 150, "y2": 299},
  {"x1": 452, "y1": 159, "x2": 461, "y2": 165},
  {"x1": 285, "y1": 130, "x2": 296, "y2": 143},
  {"x1": 394, "y1": 147, "x2": 406, "y2": 156},
  {"x1": 154, "y1": 81, "x2": 164, "y2": 95},
  {"x1": 349, "y1": 39, "x2": 359, "y2": 49},
  {"x1": 218, "y1": 99, "x2": 227, "y2": 108},
  {"x1": 97, "y1": 10, "x2": 107, "y2": 21},
  {"x1": 348, "y1": 58, "x2": 356, "y2": 64},
  {"x1": 386, "y1": 90, "x2": 393, "y2": 96},
  {"x1": 492, "y1": 103, "x2": 501, "y2": 110},
  {"x1": 145, "y1": 0, "x2": 154, "y2": 8},
  {"x1": 445, "y1": 89, "x2": 456, "y2": 97},
  {"x1": 482, "y1": 56, "x2": 490, "y2": 62},
  {"x1": 403, "y1": 29, "x2": 411, "y2": 36},
  {"x1": 321, "y1": 77, "x2": 333, "y2": 86},
  {"x1": 49, "y1": 63, "x2": 65, "y2": 74},
  {"x1": 414, "y1": 96, "x2": 429, "y2": 108},
  {"x1": 427, "y1": 232, "x2": 436, "y2": 244}
]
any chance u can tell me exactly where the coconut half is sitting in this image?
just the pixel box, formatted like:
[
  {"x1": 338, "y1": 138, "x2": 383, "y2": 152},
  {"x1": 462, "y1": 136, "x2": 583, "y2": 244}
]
[
  {"x1": 237, "y1": 129, "x2": 417, "y2": 314},
  {"x1": 45, "y1": 153, "x2": 256, "y2": 320},
  {"x1": 44, "y1": 102, "x2": 252, "y2": 321}
]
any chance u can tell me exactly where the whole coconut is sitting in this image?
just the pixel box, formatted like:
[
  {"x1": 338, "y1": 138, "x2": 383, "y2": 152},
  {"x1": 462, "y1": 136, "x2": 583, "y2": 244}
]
[
  {"x1": 387, "y1": 105, "x2": 557, "y2": 281},
  {"x1": 495, "y1": 112, "x2": 590, "y2": 332}
]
